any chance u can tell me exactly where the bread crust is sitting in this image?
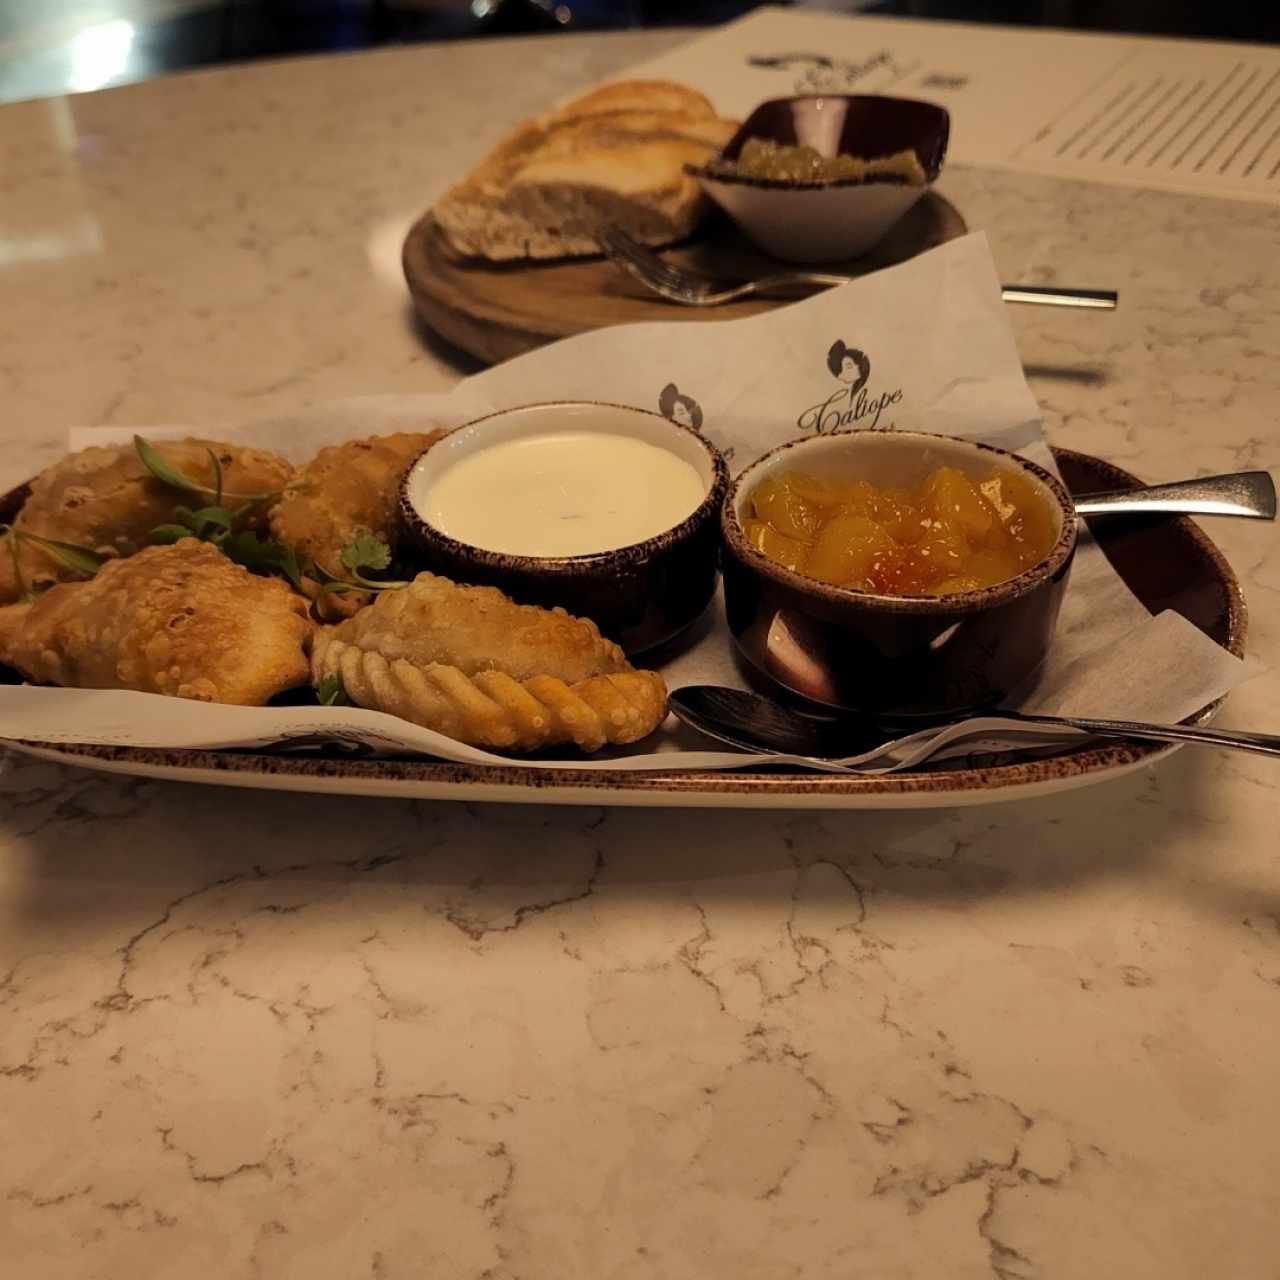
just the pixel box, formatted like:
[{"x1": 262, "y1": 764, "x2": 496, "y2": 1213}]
[
  {"x1": 433, "y1": 79, "x2": 736, "y2": 261},
  {"x1": 556, "y1": 80, "x2": 718, "y2": 120}
]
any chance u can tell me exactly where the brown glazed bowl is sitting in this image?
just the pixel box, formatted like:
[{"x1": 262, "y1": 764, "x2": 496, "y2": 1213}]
[
  {"x1": 721, "y1": 431, "x2": 1078, "y2": 718},
  {"x1": 399, "y1": 401, "x2": 729, "y2": 656}
]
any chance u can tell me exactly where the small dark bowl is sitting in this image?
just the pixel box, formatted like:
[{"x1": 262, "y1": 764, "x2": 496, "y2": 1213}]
[
  {"x1": 687, "y1": 94, "x2": 951, "y2": 263},
  {"x1": 721, "y1": 431, "x2": 1078, "y2": 718},
  {"x1": 399, "y1": 401, "x2": 729, "y2": 656}
]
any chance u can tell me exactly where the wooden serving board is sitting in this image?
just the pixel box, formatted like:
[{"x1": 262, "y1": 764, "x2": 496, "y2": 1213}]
[{"x1": 402, "y1": 193, "x2": 966, "y2": 366}]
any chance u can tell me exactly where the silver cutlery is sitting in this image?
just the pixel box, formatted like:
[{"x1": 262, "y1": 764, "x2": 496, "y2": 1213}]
[
  {"x1": 1074, "y1": 470, "x2": 1275, "y2": 520},
  {"x1": 599, "y1": 226, "x2": 1118, "y2": 310},
  {"x1": 670, "y1": 686, "x2": 1280, "y2": 763}
]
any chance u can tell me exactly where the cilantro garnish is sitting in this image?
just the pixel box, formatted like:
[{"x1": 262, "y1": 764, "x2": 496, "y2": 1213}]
[{"x1": 316, "y1": 672, "x2": 349, "y2": 706}]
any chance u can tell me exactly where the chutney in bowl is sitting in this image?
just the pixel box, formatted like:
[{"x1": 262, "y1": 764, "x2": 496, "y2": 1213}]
[{"x1": 721, "y1": 431, "x2": 1077, "y2": 717}]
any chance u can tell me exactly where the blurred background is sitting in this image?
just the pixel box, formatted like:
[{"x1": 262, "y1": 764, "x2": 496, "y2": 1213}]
[{"x1": 2, "y1": 0, "x2": 1277, "y2": 106}]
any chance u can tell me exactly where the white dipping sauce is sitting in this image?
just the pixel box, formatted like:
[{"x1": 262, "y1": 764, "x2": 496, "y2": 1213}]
[{"x1": 421, "y1": 430, "x2": 707, "y2": 557}]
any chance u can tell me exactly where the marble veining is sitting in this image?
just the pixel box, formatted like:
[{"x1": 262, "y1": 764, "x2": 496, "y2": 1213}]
[{"x1": 2, "y1": 29, "x2": 1279, "y2": 1279}]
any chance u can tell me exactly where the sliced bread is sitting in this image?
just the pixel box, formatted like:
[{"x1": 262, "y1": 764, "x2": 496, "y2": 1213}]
[
  {"x1": 433, "y1": 79, "x2": 737, "y2": 261},
  {"x1": 554, "y1": 80, "x2": 719, "y2": 120}
]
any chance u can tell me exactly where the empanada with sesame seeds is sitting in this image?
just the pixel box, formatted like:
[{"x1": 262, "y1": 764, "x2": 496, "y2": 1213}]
[{"x1": 0, "y1": 540, "x2": 312, "y2": 705}]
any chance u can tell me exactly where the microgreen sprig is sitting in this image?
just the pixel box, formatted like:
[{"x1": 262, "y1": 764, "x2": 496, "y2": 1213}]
[
  {"x1": 147, "y1": 504, "x2": 304, "y2": 588},
  {"x1": 0, "y1": 523, "x2": 110, "y2": 595},
  {"x1": 339, "y1": 531, "x2": 404, "y2": 590},
  {"x1": 133, "y1": 435, "x2": 304, "y2": 586},
  {"x1": 133, "y1": 435, "x2": 282, "y2": 505},
  {"x1": 313, "y1": 531, "x2": 407, "y2": 597},
  {"x1": 316, "y1": 672, "x2": 349, "y2": 706},
  {"x1": 2, "y1": 526, "x2": 34, "y2": 602}
]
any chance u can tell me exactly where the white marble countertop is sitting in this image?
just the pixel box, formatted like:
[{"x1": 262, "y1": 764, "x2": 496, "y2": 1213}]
[{"x1": 2, "y1": 29, "x2": 1279, "y2": 1279}]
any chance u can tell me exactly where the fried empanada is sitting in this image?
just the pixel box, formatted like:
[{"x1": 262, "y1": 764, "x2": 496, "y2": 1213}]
[
  {"x1": 0, "y1": 540, "x2": 312, "y2": 705},
  {"x1": 311, "y1": 573, "x2": 668, "y2": 751},
  {"x1": 269, "y1": 431, "x2": 447, "y2": 580},
  {"x1": 0, "y1": 439, "x2": 293, "y2": 604}
]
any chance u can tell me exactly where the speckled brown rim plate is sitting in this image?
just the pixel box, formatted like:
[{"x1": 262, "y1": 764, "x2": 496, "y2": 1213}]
[{"x1": 0, "y1": 449, "x2": 1246, "y2": 810}]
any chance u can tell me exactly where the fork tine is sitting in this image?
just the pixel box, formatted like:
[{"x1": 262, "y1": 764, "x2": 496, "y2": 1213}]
[
  {"x1": 613, "y1": 253, "x2": 674, "y2": 294},
  {"x1": 598, "y1": 227, "x2": 659, "y2": 274},
  {"x1": 601, "y1": 230, "x2": 706, "y2": 293},
  {"x1": 599, "y1": 225, "x2": 656, "y2": 269},
  {"x1": 601, "y1": 227, "x2": 672, "y2": 277},
  {"x1": 607, "y1": 228, "x2": 693, "y2": 280},
  {"x1": 599, "y1": 229, "x2": 692, "y2": 297},
  {"x1": 599, "y1": 224, "x2": 647, "y2": 255},
  {"x1": 598, "y1": 223, "x2": 719, "y2": 302},
  {"x1": 599, "y1": 225, "x2": 687, "y2": 278},
  {"x1": 602, "y1": 237, "x2": 673, "y2": 287}
]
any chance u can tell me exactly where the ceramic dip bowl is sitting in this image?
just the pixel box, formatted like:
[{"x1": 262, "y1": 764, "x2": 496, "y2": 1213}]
[
  {"x1": 687, "y1": 94, "x2": 950, "y2": 263},
  {"x1": 720, "y1": 431, "x2": 1078, "y2": 717},
  {"x1": 400, "y1": 401, "x2": 729, "y2": 655}
]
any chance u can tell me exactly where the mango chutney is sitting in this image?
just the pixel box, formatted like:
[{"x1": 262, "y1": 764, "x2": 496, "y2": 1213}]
[{"x1": 742, "y1": 465, "x2": 1058, "y2": 597}]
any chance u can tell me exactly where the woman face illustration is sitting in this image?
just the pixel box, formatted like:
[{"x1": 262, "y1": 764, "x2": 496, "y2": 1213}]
[
  {"x1": 671, "y1": 399, "x2": 694, "y2": 428},
  {"x1": 838, "y1": 354, "x2": 859, "y2": 384}
]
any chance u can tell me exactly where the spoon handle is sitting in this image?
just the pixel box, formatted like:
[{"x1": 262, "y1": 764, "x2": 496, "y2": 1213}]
[
  {"x1": 1003, "y1": 710, "x2": 1280, "y2": 758},
  {"x1": 1074, "y1": 470, "x2": 1276, "y2": 519},
  {"x1": 671, "y1": 686, "x2": 1280, "y2": 765},
  {"x1": 757, "y1": 277, "x2": 1116, "y2": 308},
  {"x1": 1000, "y1": 284, "x2": 1117, "y2": 308}
]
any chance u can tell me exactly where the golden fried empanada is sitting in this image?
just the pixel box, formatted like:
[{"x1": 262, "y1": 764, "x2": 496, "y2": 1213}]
[
  {"x1": 269, "y1": 431, "x2": 447, "y2": 580},
  {"x1": 0, "y1": 439, "x2": 293, "y2": 604},
  {"x1": 310, "y1": 573, "x2": 667, "y2": 751},
  {"x1": 0, "y1": 540, "x2": 312, "y2": 705}
]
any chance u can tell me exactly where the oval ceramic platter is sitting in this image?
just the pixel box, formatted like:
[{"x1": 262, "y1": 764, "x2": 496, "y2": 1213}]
[
  {"x1": 402, "y1": 193, "x2": 966, "y2": 365},
  {"x1": 0, "y1": 450, "x2": 1245, "y2": 811}
]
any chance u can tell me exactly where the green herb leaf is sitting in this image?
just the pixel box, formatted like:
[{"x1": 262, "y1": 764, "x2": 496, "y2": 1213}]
[
  {"x1": 8, "y1": 529, "x2": 109, "y2": 578},
  {"x1": 207, "y1": 447, "x2": 224, "y2": 508},
  {"x1": 135, "y1": 435, "x2": 279, "y2": 505},
  {"x1": 134, "y1": 434, "x2": 208, "y2": 495},
  {"x1": 150, "y1": 524, "x2": 194, "y2": 545},
  {"x1": 188, "y1": 506, "x2": 234, "y2": 539},
  {"x1": 339, "y1": 530, "x2": 393, "y2": 576},
  {"x1": 330, "y1": 530, "x2": 407, "y2": 590},
  {"x1": 316, "y1": 673, "x2": 349, "y2": 706},
  {"x1": 220, "y1": 530, "x2": 304, "y2": 587},
  {"x1": 1, "y1": 526, "x2": 36, "y2": 602},
  {"x1": 307, "y1": 531, "x2": 408, "y2": 596}
]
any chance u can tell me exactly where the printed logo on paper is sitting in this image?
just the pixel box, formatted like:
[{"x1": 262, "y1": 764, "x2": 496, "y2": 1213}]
[
  {"x1": 747, "y1": 51, "x2": 910, "y2": 95},
  {"x1": 657, "y1": 383, "x2": 734, "y2": 464},
  {"x1": 796, "y1": 342, "x2": 903, "y2": 434},
  {"x1": 658, "y1": 382, "x2": 703, "y2": 431}
]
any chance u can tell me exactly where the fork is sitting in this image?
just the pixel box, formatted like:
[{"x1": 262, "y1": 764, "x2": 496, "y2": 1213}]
[{"x1": 598, "y1": 226, "x2": 1118, "y2": 310}]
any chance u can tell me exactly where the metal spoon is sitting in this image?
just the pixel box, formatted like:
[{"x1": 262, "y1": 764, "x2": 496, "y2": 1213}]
[
  {"x1": 670, "y1": 686, "x2": 1280, "y2": 762},
  {"x1": 1074, "y1": 470, "x2": 1274, "y2": 519}
]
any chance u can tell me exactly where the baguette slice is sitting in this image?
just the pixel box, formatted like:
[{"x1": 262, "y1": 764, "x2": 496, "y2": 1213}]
[
  {"x1": 433, "y1": 79, "x2": 737, "y2": 262},
  {"x1": 458, "y1": 86, "x2": 724, "y2": 186},
  {"x1": 555, "y1": 80, "x2": 719, "y2": 120}
]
